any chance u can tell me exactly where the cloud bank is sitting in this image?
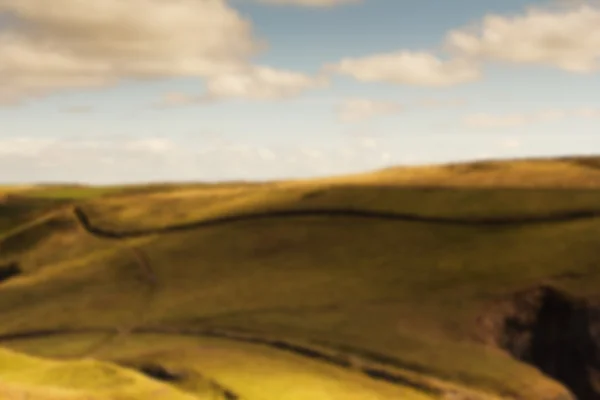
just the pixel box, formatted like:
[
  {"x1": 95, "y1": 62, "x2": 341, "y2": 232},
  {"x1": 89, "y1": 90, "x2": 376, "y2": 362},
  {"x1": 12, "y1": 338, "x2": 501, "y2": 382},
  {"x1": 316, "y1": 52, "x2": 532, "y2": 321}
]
[{"x1": 0, "y1": 135, "x2": 392, "y2": 183}]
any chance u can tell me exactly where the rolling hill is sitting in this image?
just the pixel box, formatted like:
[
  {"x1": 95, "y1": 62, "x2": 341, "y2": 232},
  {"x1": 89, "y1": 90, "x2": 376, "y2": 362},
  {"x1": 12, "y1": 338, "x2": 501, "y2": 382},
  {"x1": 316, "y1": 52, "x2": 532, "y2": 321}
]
[{"x1": 1, "y1": 155, "x2": 599, "y2": 400}]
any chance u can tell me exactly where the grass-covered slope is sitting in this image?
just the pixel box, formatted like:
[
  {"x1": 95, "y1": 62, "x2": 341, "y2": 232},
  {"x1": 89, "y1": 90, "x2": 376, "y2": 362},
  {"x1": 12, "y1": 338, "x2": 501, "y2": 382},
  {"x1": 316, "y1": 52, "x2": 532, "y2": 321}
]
[
  {"x1": 1, "y1": 156, "x2": 600, "y2": 400},
  {"x1": 0, "y1": 346, "x2": 211, "y2": 399}
]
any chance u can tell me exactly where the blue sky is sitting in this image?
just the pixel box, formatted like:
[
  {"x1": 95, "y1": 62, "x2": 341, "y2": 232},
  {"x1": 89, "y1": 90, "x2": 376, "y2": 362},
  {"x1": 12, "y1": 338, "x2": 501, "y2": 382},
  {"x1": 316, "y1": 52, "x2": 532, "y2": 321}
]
[{"x1": 0, "y1": 0, "x2": 599, "y2": 183}]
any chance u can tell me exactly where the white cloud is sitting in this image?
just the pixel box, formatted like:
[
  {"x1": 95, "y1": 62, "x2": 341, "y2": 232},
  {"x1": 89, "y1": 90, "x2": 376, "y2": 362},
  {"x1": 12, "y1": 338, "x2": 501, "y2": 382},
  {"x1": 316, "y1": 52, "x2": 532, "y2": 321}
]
[
  {"x1": 205, "y1": 65, "x2": 328, "y2": 100},
  {"x1": 337, "y1": 98, "x2": 403, "y2": 122},
  {"x1": 500, "y1": 138, "x2": 522, "y2": 149},
  {"x1": 445, "y1": 5, "x2": 600, "y2": 72},
  {"x1": 464, "y1": 112, "x2": 550, "y2": 129},
  {"x1": 0, "y1": 136, "x2": 175, "y2": 158},
  {"x1": 300, "y1": 148, "x2": 323, "y2": 159},
  {"x1": 359, "y1": 137, "x2": 378, "y2": 149},
  {"x1": 255, "y1": 0, "x2": 360, "y2": 6},
  {"x1": 0, "y1": 135, "x2": 396, "y2": 183},
  {"x1": 555, "y1": 0, "x2": 600, "y2": 5},
  {"x1": 324, "y1": 51, "x2": 481, "y2": 87},
  {"x1": 123, "y1": 138, "x2": 175, "y2": 153},
  {"x1": 0, "y1": 0, "x2": 259, "y2": 103},
  {"x1": 334, "y1": 96, "x2": 463, "y2": 126},
  {"x1": 462, "y1": 107, "x2": 598, "y2": 129},
  {"x1": 415, "y1": 97, "x2": 468, "y2": 108},
  {"x1": 155, "y1": 92, "x2": 205, "y2": 108},
  {"x1": 0, "y1": 0, "x2": 322, "y2": 104},
  {"x1": 536, "y1": 109, "x2": 568, "y2": 122},
  {"x1": 257, "y1": 147, "x2": 277, "y2": 160},
  {"x1": 0, "y1": 136, "x2": 181, "y2": 183},
  {"x1": 574, "y1": 107, "x2": 600, "y2": 117},
  {"x1": 324, "y1": 3, "x2": 600, "y2": 88},
  {"x1": 62, "y1": 105, "x2": 93, "y2": 113},
  {"x1": 155, "y1": 66, "x2": 327, "y2": 107},
  {"x1": 0, "y1": 137, "x2": 56, "y2": 156}
]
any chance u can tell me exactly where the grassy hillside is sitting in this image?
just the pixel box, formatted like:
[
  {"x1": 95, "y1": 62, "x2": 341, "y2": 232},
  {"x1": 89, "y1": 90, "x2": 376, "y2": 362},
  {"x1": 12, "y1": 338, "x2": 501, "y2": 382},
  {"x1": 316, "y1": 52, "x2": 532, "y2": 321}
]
[
  {"x1": 0, "y1": 346, "x2": 211, "y2": 399},
  {"x1": 1, "y1": 156, "x2": 600, "y2": 400}
]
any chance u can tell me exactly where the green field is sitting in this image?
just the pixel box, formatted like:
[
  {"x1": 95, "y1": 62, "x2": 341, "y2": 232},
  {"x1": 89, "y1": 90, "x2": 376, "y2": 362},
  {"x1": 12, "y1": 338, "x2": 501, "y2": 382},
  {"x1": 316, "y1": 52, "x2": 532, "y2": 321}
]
[{"x1": 1, "y1": 156, "x2": 599, "y2": 399}]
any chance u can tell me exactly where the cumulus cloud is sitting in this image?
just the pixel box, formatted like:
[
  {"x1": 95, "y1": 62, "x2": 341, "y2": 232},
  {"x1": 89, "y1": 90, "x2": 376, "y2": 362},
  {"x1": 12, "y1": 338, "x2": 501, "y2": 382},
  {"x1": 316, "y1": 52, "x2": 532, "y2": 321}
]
[
  {"x1": 0, "y1": 0, "x2": 323, "y2": 104},
  {"x1": 0, "y1": 0, "x2": 257, "y2": 103},
  {"x1": 255, "y1": 0, "x2": 360, "y2": 6},
  {"x1": 205, "y1": 65, "x2": 328, "y2": 100},
  {"x1": 445, "y1": 5, "x2": 600, "y2": 72},
  {"x1": 155, "y1": 66, "x2": 327, "y2": 107},
  {"x1": 337, "y1": 98, "x2": 403, "y2": 122},
  {"x1": 324, "y1": 3, "x2": 600, "y2": 87},
  {"x1": 324, "y1": 51, "x2": 481, "y2": 87}
]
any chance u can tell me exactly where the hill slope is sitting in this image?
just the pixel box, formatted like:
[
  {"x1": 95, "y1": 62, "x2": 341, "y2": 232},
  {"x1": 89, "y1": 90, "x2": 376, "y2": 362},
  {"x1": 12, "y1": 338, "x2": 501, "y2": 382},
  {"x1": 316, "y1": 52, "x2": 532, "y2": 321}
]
[{"x1": 1, "y1": 156, "x2": 600, "y2": 400}]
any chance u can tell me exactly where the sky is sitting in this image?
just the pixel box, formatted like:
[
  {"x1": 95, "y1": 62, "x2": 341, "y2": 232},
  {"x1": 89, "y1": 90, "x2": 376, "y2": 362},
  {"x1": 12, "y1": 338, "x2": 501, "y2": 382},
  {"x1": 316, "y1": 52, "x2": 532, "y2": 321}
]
[{"x1": 0, "y1": 0, "x2": 599, "y2": 183}]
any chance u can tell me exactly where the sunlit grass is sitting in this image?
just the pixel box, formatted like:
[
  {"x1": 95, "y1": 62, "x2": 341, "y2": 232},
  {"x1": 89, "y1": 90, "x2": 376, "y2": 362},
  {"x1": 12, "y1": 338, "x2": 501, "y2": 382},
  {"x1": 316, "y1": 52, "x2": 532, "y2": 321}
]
[
  {"x1": 1, "y1": 157, "x2": 599, "y2": 399},
  {"x1": 0, "y1": 347, "x2": 205, "y2": 399}
]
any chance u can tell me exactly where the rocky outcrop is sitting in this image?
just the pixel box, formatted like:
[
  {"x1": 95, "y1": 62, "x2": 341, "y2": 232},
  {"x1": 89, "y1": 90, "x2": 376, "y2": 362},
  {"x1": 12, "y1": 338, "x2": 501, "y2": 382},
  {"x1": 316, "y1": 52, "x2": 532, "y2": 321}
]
[{"x1": 477, "y1": 285, "x2": 600, "y2": 400}]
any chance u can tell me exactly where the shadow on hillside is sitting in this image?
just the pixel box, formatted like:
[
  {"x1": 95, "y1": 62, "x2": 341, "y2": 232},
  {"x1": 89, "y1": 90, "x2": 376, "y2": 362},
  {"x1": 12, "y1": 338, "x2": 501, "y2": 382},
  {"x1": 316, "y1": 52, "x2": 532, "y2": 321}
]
[
  {"x1": 0, "y1": 262, "x2": 21, "y2": 283},
  {"x1": 0, "y1": 215, "x2": 76, "y2": 257},
  {"x1": 0, "y1": 196, "x2": 68, "y2": 233},
  {"x1": 126, "y1": 362, "x2": 239, "y2": 400}
]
